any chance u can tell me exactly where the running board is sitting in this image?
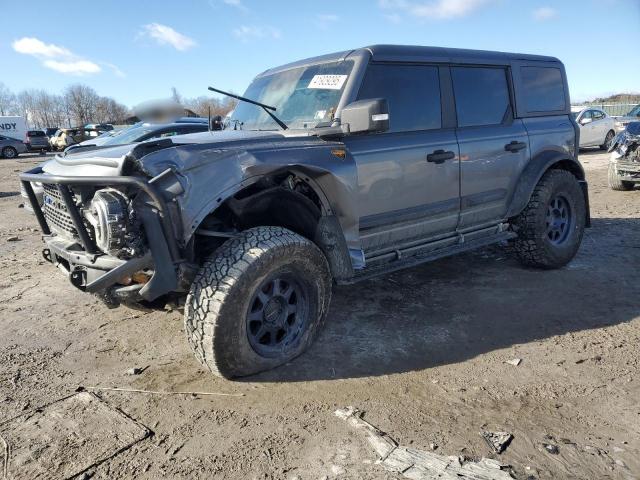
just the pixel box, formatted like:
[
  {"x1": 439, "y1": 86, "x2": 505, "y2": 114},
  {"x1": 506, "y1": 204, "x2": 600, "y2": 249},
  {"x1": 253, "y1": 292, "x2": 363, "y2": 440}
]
[{"x1": 340, "y1": 230, "x2": 516, "y2": 285}]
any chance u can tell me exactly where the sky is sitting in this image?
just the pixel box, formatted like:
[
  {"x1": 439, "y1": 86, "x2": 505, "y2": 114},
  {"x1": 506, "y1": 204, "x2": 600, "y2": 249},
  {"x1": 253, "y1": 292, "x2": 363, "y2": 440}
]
[{"x1": 2, "y1": 0, "x2": 639, "y2": 107}]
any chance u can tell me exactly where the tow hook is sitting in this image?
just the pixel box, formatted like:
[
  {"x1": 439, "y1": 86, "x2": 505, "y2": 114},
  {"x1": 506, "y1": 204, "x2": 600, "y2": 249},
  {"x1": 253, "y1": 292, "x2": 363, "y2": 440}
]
[
  {"x1": 42, "y1": 248, "x2": 52, "y2": 263},
  {"x1": 70, "y1": 267, "x2": 86, "y2": 290}
]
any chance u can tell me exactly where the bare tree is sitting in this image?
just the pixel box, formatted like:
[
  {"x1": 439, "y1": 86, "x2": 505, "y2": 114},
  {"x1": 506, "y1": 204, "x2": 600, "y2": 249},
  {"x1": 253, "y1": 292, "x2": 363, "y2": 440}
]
[
  {"x1": 171, "y1": 87, "x2": 183, "y2": 105},
  {"x1": 64, "y1": 84, "x2": 100, "y2": 126},
  {"x1": 0, "y1": 82, "x2": 18, "y2": 116},
  {"x1": 184, "y1": 96, "x2": 237, "y2": 118}
]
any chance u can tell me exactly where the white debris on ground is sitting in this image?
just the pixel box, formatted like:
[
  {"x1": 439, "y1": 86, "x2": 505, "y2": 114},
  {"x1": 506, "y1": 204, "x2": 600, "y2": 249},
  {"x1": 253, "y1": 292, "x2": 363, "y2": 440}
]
[{"x1": 335, "y1": 407, "x2": 515, "y2": 480}]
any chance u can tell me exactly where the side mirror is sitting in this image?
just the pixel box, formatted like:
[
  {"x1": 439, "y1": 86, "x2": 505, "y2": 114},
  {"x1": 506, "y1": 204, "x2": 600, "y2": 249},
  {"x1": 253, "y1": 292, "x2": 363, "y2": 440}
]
[
  {"x1": 580, "y1": 117, "x2": 592, "y2": 126},
  {"x1": 340, "y1": 98, "x2": 389, "y2": 134}
]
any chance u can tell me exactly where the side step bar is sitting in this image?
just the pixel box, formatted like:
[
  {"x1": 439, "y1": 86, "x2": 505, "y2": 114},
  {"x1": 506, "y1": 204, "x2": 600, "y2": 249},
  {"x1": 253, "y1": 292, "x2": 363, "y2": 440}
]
[{"x1": 340, "y1": 230, "x2": 516, "y2": 285}]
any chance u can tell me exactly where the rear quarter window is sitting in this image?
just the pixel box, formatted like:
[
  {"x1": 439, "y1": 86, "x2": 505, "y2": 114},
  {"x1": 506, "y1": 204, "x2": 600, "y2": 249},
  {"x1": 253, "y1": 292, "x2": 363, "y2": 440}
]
[{"x1": 520, "y1": 66, "x2": 566, "y2": 113}]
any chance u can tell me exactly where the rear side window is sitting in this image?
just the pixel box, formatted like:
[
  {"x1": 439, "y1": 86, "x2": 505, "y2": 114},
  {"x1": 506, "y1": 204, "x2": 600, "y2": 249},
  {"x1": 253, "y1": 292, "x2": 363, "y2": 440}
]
[
  {"x1": 451, "y1": 67, "x2": 510, "y2": 127},
  {"x1": 520, "y1": 66, "x2": 565, "y2": 113},
  {"x1": 357, "y1": 64, "x2": 441, "y2": 133}
]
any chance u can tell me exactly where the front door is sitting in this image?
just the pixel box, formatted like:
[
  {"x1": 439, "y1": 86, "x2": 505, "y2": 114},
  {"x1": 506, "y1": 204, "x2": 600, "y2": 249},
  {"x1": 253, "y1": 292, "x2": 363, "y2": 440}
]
[
  {"x1": 343, "y1": 63, "x2": 460, "y2": 254},
  {"x1": 450, "y1": 66, "x2": 530, "y2": 228}
]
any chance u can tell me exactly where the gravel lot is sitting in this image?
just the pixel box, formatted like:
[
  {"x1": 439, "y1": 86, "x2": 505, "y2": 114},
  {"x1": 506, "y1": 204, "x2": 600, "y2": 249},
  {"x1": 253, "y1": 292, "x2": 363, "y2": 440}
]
[{"x1": 1, "y1": 149, "x2": 639, "y2": 479}]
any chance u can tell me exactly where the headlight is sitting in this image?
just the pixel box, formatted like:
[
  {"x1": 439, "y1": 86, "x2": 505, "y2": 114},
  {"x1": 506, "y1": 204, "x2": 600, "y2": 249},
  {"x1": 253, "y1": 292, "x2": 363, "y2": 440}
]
[{"x1": 84, "y1": 189, "x2": 129, "y2": 255}]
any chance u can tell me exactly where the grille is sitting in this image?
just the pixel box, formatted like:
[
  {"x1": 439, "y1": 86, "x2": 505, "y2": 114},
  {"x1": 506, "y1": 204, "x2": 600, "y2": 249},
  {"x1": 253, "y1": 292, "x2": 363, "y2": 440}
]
[{"x1": 42, "y1": 184, "x2": 77, "y2": 237}]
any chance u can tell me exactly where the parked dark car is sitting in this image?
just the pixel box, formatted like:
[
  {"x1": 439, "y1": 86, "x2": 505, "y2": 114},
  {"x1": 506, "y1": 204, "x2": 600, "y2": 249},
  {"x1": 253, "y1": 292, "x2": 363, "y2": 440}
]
[
  {"x1": 20, "y1": 45, "x2": 588, "y2": 378},
  {"x1": 66, "y1": 121, "x2": 209, "y2": 152},
  {"x1": 0, "y1": 135, "x2": 28, "y2": 158},
  {"x1": 26, "y1": 130, "x2": 50, "y2": 152},
  {"x1": 44, "y1": 127, "x2": 59, "y2": 138}
]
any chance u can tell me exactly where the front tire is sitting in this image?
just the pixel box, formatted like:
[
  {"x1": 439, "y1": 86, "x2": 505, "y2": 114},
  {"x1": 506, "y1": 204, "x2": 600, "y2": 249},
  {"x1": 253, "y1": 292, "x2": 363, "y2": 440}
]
[
  {"x1": 600, "y1": 130, "x2": 615, "y2": 150},
  {"x1": 2, "y1": 146, "x2": 18, "y2": 159},
  {"x1": 608, "y1": 162, "x2": 635, "y2": 191},
  {"x1": 512, "y1": 169, "x2": 586, "y2": 269},
  {"x1": 184, "y1": 226, "x2": 332, "y2": 378}
]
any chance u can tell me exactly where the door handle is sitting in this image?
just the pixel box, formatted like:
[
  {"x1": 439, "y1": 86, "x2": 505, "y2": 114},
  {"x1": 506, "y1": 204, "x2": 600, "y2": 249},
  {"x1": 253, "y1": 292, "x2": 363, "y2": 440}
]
[
  {"x1": 504, "y1": 141, "x2": 527, "y2": 153},
  {"x1": 427, "y1": 150, "x2": 455, "y2": 164}
]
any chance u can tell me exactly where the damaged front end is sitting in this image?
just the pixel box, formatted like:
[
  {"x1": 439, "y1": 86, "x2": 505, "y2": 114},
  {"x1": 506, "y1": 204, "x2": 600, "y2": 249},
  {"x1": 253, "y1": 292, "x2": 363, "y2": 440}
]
[
  {"x1": 19, "y1": 141, "x2": 191, "y2": 308},
  {"x1": 608, "y1": 121, "x2": 640, "y2": 182}
]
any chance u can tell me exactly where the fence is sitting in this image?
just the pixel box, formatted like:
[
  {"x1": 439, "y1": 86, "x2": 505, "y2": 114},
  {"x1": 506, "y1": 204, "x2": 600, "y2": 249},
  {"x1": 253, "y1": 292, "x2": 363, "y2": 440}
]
[{"x1": 573, "y1": 103, "x2": 637, "y2": 117}]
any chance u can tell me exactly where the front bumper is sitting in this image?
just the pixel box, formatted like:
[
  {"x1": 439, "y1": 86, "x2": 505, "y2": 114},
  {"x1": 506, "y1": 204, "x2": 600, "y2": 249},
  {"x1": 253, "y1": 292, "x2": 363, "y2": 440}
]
[{"x1": 19, "y1": 166, "x2": 182, "y2": 302}]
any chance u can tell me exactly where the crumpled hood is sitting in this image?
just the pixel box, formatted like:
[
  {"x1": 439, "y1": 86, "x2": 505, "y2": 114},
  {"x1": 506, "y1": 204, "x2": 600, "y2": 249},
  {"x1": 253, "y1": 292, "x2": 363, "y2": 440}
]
[{"x1": 41, "y1": 130, "x2": 288, "y2": 177}]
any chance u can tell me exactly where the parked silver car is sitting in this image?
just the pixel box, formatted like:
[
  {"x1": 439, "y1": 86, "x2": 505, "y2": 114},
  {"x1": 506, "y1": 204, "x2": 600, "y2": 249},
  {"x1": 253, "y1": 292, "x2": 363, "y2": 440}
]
[
  {"x1": 571, "y1": 107, "x2": 616, "y2": 149},
  {"x1": 0, "y1": 134, "x2": 27, "y2": 158}
]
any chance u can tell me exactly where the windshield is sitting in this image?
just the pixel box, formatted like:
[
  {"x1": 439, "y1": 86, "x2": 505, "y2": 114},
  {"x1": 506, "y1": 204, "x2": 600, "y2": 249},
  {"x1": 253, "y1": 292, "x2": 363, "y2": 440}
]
[
  {"x1": 571, "y1": 111, "x2": 580, "y2": 119},
  {"x1": 101, "y1": 126, "x2": 155, "y2": 146},
  {"x1": 627, "y1": 104, "x2": 640, "y2": 117},
  {"x1": 227, "y1": 60, "x2": 354, "y2": 130}
]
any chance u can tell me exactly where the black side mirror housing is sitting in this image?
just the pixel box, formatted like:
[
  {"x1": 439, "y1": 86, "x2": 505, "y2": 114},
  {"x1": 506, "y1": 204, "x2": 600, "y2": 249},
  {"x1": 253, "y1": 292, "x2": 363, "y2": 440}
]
[{"x1": 340, "y1": 98, "x2": 389, "y2": 134}]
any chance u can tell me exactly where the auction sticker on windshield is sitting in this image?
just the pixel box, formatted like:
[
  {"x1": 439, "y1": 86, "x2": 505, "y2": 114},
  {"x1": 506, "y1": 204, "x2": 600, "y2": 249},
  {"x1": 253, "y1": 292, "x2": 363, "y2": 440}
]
[{"x1": 308, "y1": 75, "x2": 348, "y2": 90}]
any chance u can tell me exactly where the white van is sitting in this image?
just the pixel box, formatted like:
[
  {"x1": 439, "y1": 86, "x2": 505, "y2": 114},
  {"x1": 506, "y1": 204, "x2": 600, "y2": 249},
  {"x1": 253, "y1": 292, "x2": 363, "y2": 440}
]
[{"x1": 0, "y1": 116, "x2": 28, "y2": 142}]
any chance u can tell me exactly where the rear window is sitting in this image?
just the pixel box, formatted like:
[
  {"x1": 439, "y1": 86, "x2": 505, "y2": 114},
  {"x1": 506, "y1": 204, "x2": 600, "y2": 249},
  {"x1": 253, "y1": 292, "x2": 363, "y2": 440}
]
[
  {"x1": 520, "y1": 66, "x2": 565, "y2": 113},
  {"x1": 27, "y1": 130, "x2": 46, "y2": 137}
]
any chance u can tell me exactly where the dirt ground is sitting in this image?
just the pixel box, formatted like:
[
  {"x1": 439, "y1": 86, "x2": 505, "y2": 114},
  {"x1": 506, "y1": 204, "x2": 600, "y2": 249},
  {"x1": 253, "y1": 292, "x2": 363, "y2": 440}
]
[{"x1": 1, "y1": 149, "x2": 639, "y2": 479}]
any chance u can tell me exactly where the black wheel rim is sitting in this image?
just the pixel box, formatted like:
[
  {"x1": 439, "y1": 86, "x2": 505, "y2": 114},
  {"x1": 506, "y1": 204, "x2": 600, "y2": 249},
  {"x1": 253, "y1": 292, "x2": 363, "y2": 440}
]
[
  {"x1": 545, "y1": 194, "x2": 573, "y2": 245},
  {"x1": 246, "y1": 273, "x2": 309, "y2": 357}
]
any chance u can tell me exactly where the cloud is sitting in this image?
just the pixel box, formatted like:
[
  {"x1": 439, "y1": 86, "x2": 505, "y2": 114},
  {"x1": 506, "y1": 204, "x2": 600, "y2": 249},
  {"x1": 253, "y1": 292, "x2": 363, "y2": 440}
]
[
  {"x1": 315, "y1": 14, "x2": 340, "y2": 29},
  {"x1": 222, "y1": 0, "x2": 249, "y2": 11},
  {"x1": 232, "y1": 25, "x2": 282, "y2": 42},
  {"x1": 383, "y1": 13, "x2": 403, "y2": 23},
  {"x1": 532, "y1": 6, "x2": 557, "y2": 20},
  {"x1": 379, "y1": 0, "x2": 492, "y2": 20},
  {"x1": 12, "y1": 37, "x2": 72, "y2": 58},
  {"x1": 11, "y1": 37, "x2": 112, "y2": 76},
  {"x1": 43, "y1": 60, "x2": 101, "y2": 74},
  {"x1": 140, "y1": 23, "x2": 197, "y2": 51}
]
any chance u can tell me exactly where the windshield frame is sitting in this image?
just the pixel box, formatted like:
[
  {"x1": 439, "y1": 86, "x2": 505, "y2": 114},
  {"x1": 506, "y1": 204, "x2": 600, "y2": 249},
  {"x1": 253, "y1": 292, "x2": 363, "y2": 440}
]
[{"x1": 224, "y1": 52, "x2": 369, "y2": 133}]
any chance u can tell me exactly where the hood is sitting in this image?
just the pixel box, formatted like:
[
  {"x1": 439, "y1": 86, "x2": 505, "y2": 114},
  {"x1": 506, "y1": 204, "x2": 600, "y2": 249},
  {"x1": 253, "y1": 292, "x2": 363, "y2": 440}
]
[{"x1": 41, "y1": 129, "x2": 295, "y2": 177}]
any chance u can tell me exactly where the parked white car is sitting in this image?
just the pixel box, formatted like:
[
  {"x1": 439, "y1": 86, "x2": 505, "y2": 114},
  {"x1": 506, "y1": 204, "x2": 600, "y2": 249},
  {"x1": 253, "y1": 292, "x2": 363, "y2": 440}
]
[{"x1": 571, "y1": 107, "x2": 617, "y2": 149}]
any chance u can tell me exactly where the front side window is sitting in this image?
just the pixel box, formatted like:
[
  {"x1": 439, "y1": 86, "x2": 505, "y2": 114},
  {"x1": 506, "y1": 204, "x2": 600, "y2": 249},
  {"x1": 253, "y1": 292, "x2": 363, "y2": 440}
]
[
  {"x1": 228, "y1": 60, "x2": 354, "y2": 130},
  {"x1": 357, "y1": 64, "x2": 442, "y2": 133},
  {"x1": 520, "y1": 66, "x2": 566, "y2": 113},
  {"x1": 452, "y1": 67, "x2": 510, "y2": 127}
]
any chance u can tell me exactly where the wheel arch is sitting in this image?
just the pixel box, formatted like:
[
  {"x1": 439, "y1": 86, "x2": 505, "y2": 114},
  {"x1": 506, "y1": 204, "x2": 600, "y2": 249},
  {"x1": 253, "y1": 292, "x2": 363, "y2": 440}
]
[
  {"x1": 189, "y1": 167, "x2": 355, "y2": 281},
  {"x1": 506, "y1": 149, "x2": 588, "y2": 222}
]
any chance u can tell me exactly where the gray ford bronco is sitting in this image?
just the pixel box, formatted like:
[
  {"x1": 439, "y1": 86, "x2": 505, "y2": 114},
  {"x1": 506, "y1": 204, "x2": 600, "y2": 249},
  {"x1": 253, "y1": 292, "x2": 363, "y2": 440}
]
[{"x1": 21, "y1": 45, "x2": 589, "y2": 378}]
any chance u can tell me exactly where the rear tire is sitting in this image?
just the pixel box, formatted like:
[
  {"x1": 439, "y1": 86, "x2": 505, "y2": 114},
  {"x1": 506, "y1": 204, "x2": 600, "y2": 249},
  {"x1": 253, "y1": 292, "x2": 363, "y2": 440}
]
[
  {"x1": 2, "y1": 147, "x2": 18, "y2": 159},
  {"x1": 512, "y1": 169, "x2": 586, "y2": 269},
  {"x1": 184, "y1": 226, "x2": 332, "y2": 378},
  {"x1": 608, "y1": 162, "x2": 635, "y2": 191}
]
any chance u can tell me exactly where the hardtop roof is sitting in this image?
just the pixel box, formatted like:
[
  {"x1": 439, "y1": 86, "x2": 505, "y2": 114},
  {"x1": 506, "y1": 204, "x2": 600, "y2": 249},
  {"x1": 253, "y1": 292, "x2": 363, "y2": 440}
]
[{"x1": 258, "y1": 44, "x2": 561, "y2": 77}]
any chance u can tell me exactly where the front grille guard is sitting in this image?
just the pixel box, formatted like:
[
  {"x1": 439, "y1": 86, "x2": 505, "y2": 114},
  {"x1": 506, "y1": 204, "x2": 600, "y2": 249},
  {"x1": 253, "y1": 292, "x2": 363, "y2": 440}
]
[{"x1": 19, "y1": 166, "x2": 181, "y2": 263}]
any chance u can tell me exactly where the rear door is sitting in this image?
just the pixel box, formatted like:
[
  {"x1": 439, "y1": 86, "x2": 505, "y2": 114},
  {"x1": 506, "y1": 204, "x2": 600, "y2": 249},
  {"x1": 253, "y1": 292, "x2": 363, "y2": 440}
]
[
  {"x1": 451, "y1": 66, "x2": 530, "y2": 228},
  {"x1": 343, "y1": 63, "x2": 460, "y2": 253}
]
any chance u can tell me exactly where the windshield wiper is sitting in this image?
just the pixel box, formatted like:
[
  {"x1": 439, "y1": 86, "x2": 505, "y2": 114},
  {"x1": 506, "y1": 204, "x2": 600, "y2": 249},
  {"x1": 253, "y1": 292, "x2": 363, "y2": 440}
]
[{"x1": 208, "y1": 86, "x2": 288, "y2": 130}]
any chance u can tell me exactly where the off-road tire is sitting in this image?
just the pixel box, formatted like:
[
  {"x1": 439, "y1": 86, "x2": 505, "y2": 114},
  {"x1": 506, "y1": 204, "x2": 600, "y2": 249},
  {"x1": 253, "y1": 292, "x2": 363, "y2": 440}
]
[
  {"x1": 2, "y1": 147, "x2": 18, "y2": 159},
  {"x1": 184, "y1": 226, "x2": 332, "y2": 378},
  {"x1": 608, "y1": 162, "x2": 634, "y2": 191},
  {"x1": 512, "y1": 169, "x2": 586, "y2": 269}
]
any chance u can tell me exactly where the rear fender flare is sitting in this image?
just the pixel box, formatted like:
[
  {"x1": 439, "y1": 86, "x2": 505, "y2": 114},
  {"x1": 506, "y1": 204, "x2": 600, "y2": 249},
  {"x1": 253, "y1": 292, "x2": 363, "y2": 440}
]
[{"x1": 506, "y1": 149, "x2": 586, "y2": 219}]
